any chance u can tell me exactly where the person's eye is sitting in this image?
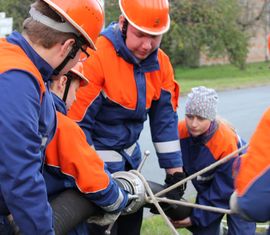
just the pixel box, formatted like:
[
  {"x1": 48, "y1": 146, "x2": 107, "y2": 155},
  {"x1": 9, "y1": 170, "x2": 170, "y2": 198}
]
[{"x1": 197, "y1": 116, "x2": 206, "y2": 121}]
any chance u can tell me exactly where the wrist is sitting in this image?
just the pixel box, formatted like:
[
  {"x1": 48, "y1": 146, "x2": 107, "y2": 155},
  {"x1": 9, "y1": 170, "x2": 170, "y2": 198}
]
[{"x1": 166, "y1": 167, "x2": 183, "y2": 175}]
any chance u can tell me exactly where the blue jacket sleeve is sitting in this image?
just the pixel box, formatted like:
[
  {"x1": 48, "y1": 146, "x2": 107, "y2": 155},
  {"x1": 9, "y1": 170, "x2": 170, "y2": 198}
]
[
  {"x1": 149, "y1": 89, "x2": 182, "y2": 168},
  {"x1": 0, "y1": 71, "x2": 54, "y2": 234},
  {"x1": 85, "y1": 171, "x2": 128, "y2": 213},
  {"x1": 191, "y1": 159, "x2": 234, "y2": 227}
]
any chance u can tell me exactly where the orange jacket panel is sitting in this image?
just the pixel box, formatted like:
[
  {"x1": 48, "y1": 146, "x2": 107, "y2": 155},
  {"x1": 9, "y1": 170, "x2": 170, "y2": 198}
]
[{"x1": 46, "y1": 112, "x2": 109, "y2": 193}]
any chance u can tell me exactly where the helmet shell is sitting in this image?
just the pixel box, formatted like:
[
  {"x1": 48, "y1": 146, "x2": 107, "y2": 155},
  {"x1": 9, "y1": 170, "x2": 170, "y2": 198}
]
[
  {"x1": 70, "y1": 62, "x2": 89, "y2": 87},
  {"x1": 119, "y1": 0, "x2": 170, "y2": 35},
  {"x1": 42, "y1": 0, "x2": 104, "y2": 49}
]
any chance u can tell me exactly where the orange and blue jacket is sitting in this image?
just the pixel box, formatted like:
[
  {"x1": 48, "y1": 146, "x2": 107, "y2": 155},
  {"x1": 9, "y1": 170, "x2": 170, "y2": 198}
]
[
  {"x1": 0, "y1": 32, "x2": 56, "y2": 235},
  {"x1": 44, "y1": 93, "x2": 128, "y2": 214},
  {"x1": 178, "y1": 120, "x2": 249, "y2": 228},
  {"x1": 68, "y1": 22, "x2": 182, "y2": 172},
  {"x1": 234, "y1": 107, "x2": 270, "y2": 222}
]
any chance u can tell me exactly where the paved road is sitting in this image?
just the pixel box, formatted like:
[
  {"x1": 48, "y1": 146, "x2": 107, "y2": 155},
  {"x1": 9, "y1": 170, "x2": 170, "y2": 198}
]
[{"x1": 139, "y1": 85, "x2": 270, "y2": 186}]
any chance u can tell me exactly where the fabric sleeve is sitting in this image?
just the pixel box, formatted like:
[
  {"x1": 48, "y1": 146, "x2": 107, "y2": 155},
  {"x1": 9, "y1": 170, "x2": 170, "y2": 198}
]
[
  {"x1": 191, "y1": 137, "x2": 238, "y2": 227},
  {"x1": 234, "y1": 108, "x2": 270, "y2": 221},
  {"x1": 191, "y1": 159, "x2": 235, "y2": 227},
  {"x1": 149, "y1": 53, "x2": 182, "y2": 168},
  {"x1": 0, "y1": 71, "x2": 54, "y2": 234}
]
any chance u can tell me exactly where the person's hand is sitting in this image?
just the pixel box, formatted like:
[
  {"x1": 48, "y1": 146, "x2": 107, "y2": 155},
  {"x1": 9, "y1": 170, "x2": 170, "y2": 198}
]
[
  {"x1": 165, "y1": 172, "x2": 186, "y2": 200},
  {"x1": 87, "y1": 212, "x2": 120, "y2": 226},
  {"x1": 170, "y1": 217, "x2": 192, "y2": 228}
]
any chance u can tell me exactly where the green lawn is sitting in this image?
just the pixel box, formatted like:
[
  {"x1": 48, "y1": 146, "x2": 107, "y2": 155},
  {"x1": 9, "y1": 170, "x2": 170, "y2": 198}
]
[
  {"x1": 141, "y1": 215, "x2": 191, "y2": 235},
  {"x1": 141, "y1": 215, "x2": 269, "y2": 235},
  {"x1": 175, "y1": 62, "x2": 270, "y2": 95}
]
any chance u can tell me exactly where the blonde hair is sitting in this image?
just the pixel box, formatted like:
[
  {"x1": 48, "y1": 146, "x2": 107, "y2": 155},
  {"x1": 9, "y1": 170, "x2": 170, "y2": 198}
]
[
  {"x1": 216, "y1": 116, "x2": 236, "y2": 133},
  {"x1": 22, "y1": 0, "x2": 77, "y2": 48}
]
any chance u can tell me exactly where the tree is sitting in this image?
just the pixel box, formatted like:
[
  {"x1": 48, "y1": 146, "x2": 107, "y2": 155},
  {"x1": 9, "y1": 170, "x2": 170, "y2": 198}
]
[
  {"x1": 161, "y1": 0, "x2": 248, "y2": 68},
  {"x1": 104, "y1": 0, "x2": 120, "y2": 26},
  {"x1": 0, "y1": 0, "x2": 32, "y2": 32}
]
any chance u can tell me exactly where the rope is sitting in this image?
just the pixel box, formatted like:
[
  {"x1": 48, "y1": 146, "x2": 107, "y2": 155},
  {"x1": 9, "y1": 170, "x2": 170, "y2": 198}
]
[
  {"x1": 155, "y1": 144, "x2": 249, "y2": 197},
  {"x1": 131, "y1": 170, "x2": 179, "y2": 235},
  {"x1": 155, "y1": 197, "x2": 232, "y2": 214}
]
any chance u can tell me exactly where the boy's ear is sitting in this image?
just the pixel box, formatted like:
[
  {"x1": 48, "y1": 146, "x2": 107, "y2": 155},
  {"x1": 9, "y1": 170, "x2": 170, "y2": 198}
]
[
  {"x1": 59, "y1": 75, "x2": 68, "y2": 88},
  {"x1": 118, "y1": 15, "x2": 125, "y2": 31},
  {"x1": 60, "y1": 39, "x2": 75, "y2": 57}
]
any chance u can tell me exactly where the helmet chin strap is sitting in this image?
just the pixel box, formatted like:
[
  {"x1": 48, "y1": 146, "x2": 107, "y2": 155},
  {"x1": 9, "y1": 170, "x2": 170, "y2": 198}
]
[
  {"x1": 54, "y1": 34, "x2": 88, "y2": 76},
  {"x1": 62, "y1": 72, "x2": 72, "y2": 103},
  {"x1": 53, "y1": 37, "x2": 85, "y2": 76}
]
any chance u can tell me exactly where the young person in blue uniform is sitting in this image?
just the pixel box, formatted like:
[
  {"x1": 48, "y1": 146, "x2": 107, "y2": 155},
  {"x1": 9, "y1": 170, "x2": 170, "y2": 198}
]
[
  {"x1": 45, "y1": 62, "x2": 129, "y2": 235},
  {"x1": 68, "y1": 0, "x2": 186, "y2": 234},
  {"x1": 0, "y1": 0, "x2": 104, "y2": 234},
  {"x1": 171, "y1": 86, "x2": 256, "y2": 235}
]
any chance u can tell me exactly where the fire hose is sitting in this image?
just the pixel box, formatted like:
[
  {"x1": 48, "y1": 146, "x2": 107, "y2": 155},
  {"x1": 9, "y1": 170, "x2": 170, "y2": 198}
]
[{"x1": 50, "y1": 170, "x2": 192, "y2": 235}]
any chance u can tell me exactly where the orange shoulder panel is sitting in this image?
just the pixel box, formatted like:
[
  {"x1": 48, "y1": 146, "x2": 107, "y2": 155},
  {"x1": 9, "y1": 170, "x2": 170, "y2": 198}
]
[
  {"x1": 46, "y1": 112, "x2": 109, "y2": 193},
  {"x1": 178, "y1": 120, "x2": 189, "y2": 139},
  {"x1": 144, "y1": 50, "x2": 179, "y2": 110},
  {"x1": 0, "y1": 39, "x2": 45, "y2": 101},
  {"x1": 206, "y1": 121, "x2": 239, "y2": 161},
  {"x1": 236, "y1": 108, "x2": 270, "y2": 196},
  {"x1": 97, "y1": 37, "x2": 137, "y2": 109}
]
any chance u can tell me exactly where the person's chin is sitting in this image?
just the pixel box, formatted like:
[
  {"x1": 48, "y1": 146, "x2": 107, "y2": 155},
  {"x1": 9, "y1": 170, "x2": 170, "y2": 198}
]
[
  {"x1": 189, "y1": 130, "x2": 201, "y2": 137},
  {"x1": 135, "y1": 52, "x2": 150, "y2": 60}
]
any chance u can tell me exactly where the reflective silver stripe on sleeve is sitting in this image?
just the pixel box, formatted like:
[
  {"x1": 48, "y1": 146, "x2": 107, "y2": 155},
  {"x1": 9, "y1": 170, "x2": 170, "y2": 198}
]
[
  {"x1": 90, "y1": 144, "x2": 95, "y2": 150},
  {"x1": 41, "y1": 137, "x2": 48, "y2": 148},
  {"x1": 96, "y1": 150, "x2": 123, "y2": 162},
  {"x1": 124, "y1": 143, "x2": 136, "y2": 156},
  {"x1": 101, "y1": 188, "x2": 124, "y2": 212},
  {"x1": 197, "y1": 174, "x2": 214, "y2": 182},
  {"x1": 101, "y1": 90, "x2": 107, "y2": 98},
  {"x1": 154, "y1": 140, "x2": 180, "y2": 154}
]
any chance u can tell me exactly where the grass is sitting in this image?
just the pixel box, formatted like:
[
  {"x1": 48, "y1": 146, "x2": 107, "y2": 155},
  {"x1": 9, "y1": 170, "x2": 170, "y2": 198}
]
[
  {"x1": 142, "y1": 215, "x2": 269, "y2": 235},
  {"x1": 174, "y1": 61, "x2": 270, "y2": 95},
  {"x1": 141, "y1": 215, "x2": 191, "y2": 235}
]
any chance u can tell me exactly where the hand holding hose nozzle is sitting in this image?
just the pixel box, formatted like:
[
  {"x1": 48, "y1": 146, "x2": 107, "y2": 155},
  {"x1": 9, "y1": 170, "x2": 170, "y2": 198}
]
[{"x1": 103, "y1": 172, "x2": 144, "y2": 235}]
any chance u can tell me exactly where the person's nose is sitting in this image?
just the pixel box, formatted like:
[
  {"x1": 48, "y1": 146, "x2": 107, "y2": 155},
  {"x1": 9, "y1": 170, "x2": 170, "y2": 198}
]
[
  {"x1": 191, "y1": 118, "x2": 199, "y2": 127},
  {"x1": 141, "y1": 38, "x2": 152, "y2": 51}
]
